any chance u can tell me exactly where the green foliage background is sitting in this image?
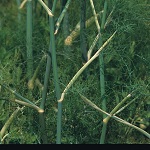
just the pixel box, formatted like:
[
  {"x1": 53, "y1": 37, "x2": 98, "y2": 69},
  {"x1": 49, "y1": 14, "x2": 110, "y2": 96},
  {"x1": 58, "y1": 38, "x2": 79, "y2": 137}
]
[{"x1": 0, "y1": 0, "x2": 149, "y2": 144}]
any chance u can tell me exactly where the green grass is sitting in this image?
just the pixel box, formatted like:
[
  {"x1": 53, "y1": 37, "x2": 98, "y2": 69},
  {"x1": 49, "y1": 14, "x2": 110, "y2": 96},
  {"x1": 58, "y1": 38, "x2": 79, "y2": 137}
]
[{"x1": 0, "y1": 0, "x2": 149, "y2": 144}]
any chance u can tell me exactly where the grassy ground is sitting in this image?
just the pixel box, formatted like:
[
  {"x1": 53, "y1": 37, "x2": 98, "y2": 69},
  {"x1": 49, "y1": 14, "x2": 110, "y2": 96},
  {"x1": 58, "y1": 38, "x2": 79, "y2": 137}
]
[{"x1": 0, "y1": 0, "x2": 149, "y2": 144}]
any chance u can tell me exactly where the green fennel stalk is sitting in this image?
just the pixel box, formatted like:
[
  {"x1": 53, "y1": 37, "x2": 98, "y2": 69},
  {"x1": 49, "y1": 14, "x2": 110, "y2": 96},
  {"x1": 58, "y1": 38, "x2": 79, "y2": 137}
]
[
  {"x1": 49, "y1": 0, "x2": 62, "y2": 144},
  {"x1": 90, "y1": 0, "x2": 108, "y2": 144},
  {"x1": 0, "y1": 107, "x2": 21, "y2": 143},
  {"x1": 98, "y1": 0, "x2": 108, "y2": 144},
  {"x1": 79, "y1": 94, "x2": 150, "y2": 139},
  {"x1": 26, "y1": 0, "x2": 33, "y2": 82},
  {"x1": 58, "y1": 31, "x2": 116, "y2": 103}
]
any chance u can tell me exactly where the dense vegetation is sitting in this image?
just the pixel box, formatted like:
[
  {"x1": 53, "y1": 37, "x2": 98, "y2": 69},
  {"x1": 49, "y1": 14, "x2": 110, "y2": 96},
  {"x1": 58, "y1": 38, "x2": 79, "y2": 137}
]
[{"x1": 0, "y1": 0, "x2": 150, "y2": 144}]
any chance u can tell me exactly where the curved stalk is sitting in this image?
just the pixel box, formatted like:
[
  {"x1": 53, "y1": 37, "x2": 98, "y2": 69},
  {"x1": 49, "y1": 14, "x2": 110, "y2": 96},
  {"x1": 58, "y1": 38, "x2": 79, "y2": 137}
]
[
  {"x1": 79, "y1": 94, "x2": 150, "y2": 139},
  {"x1": 0, "y1": 107, "x2": 21, "y2": 143},
  {"x1": 58, "y1": 31, "x2": 116, "y2": 103},
  {"x1": 1, "y1": 84, "x2": 35, "y2": 106},
  {"x1": 103, "y1": 93, "x2": 132, "y2": 123},
  {"x1": 64, "y1": 11, "x2": 102, "y2": 46},
  {"x1": 54, "y1": 0, "x2": 71, "y2": 34},
  {"x1": 13, "y1": 99, "x2": 44, "y2": 113},
  {"x1": 38, "y1": 0, "x2": 53, "y2": 17}
]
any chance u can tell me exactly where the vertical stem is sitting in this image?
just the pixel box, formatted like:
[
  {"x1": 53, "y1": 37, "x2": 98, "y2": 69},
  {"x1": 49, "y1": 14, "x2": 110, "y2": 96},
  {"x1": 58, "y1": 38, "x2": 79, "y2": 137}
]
[
  {"x1": 99, "y1": 0, "x2": 108, "y2": 144},
  {"x1": 38, "y1": 0, "x2": 54, "y2": 144},
  {"x1": 40, "y1": 54, "x2": 51, "y2": 110},
  {"x1": 26, "y1": 0, "x2": 34, "y2": 137},
  {"x1": 39, "y1": 51, "x2": 51, "y2": 144},
  {"x1": 49, "y1": 0, "x2": 62, "y2": 144},
  {"x1": 39, "y1": 0, "x2": 58, "y2": 144},
  {"x1": 26, "y1": 0, "x2": 33, "y2": 80},
  {"x1": 39, "y1": 113, "x2": 48, "y2": 143},
  {"x1": 56, "y1": 102, "x2": 62, "y2": 144}
]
